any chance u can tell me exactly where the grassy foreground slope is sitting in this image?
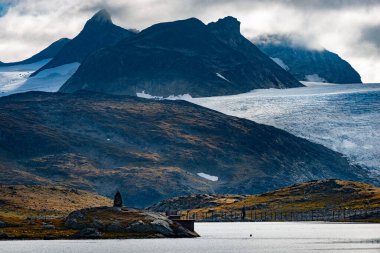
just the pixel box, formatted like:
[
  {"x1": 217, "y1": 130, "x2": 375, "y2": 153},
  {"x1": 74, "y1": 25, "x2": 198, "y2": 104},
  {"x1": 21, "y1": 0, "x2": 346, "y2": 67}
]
[{"x1": 0, "y1": 185, "x2": 112, "y2": 239}]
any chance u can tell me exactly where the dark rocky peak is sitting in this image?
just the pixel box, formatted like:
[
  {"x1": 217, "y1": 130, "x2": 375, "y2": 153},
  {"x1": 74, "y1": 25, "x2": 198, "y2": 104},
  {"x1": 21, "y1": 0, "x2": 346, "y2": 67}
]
[
  {"x1": 30, "y1": 9, "x2": 134, "y2": 76},
  {"x1": 130, "y1": 17, "x2": 215, "y2": 54},
  {"x1": 207, "y1": 16, "x2": 243, "y2": 47},
  {"x1": 208, "y1": 16, "x2": 241, "y2": 36},
  {"x1": 139, "y1": 17, "x2": 205, "y2": 36},
  {"x1": 88, "y1": 9, "x2": 112, "y2": 24}
]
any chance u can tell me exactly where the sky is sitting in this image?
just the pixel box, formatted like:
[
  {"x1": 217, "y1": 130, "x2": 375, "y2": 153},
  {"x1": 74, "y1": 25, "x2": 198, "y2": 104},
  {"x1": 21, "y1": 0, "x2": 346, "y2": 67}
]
[{"x1": 1, "y1": 0, "x2": 380, "y2": 82}]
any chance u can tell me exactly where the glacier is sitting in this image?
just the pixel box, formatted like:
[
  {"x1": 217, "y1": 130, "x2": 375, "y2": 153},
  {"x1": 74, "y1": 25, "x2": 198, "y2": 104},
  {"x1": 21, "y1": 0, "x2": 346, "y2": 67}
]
[
  {"x1": 0, "y1": 60, "x2": 79, "y2": 96},
  {"x1": 190, "y1": 82, "x2": 380, "y2": 174}
]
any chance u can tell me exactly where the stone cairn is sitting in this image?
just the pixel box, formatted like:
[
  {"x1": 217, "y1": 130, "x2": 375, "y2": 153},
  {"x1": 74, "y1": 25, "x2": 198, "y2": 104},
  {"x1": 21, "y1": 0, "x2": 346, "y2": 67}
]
[{"x1": 113, "y1": 191, "x2": 123, "y2": 207}]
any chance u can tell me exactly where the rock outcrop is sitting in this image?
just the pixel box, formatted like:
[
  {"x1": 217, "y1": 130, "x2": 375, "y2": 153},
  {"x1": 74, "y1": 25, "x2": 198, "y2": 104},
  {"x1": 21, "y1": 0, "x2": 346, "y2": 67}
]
[
  {"x1": 65, "y1": 207, "x2": 199, "y2": 238},
  {"x1": 0, "y1": 221, "x2": 7, "y2": 228}
]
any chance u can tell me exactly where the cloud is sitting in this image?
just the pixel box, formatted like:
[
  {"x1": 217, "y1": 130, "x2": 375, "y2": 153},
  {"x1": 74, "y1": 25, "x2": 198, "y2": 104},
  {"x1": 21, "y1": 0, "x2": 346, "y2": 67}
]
[
  {"x1": 1, "y1": 0, "x2": 380, "y2": 82},
  {"x1": 361, "y1": 25, "x2": 380, "y2": 50}
]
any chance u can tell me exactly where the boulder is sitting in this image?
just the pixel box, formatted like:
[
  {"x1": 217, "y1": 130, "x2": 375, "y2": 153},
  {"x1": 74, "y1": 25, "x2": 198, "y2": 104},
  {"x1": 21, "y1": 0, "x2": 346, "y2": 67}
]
[
  {"x1": 0, "y1": 233, "x2": 9, "y2": 239},
  {"x1": 65, "y1": 206, "x2": 198, "y2": 238},
  {"x1": 73, "y1": 228, "x2": 102, "y2": 239},
  {"x1": 0, "y1": 221, "x2": 7, "y2": 228},
  {"x1": 42, "y1": 224, "x2": 55, "y2": 230}
]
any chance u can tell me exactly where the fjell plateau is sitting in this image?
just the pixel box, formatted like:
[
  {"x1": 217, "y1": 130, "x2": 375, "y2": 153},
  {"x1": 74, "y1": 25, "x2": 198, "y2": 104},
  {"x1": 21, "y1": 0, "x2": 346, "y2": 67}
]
[{"x1": 60, "y1": 16, "x2": 302, "y2": 97}]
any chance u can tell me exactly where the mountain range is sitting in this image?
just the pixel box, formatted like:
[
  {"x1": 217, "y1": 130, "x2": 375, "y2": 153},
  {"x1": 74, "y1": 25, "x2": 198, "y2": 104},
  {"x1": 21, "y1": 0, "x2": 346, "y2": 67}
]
[
  {"x1": 254, "y1": 34, "x2": 362, "y2": 84},
  {"x1": 59, "y1": 16, "x2": 302, "y2": 97},
  {"x1": 1, "y1": 10, "x2": 364, "y2": 97}
]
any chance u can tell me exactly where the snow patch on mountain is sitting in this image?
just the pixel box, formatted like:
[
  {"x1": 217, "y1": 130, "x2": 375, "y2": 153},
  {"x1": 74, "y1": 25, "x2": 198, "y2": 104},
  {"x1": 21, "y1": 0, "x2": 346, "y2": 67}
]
[
  {"x1": 216, "y1": 73, "x2": 231, "y2": 82},
  {"x1": 136, "y1": 91, "x2": 192, "y2": 100},
  {"x1": 271, "y1": 57, "x2": 289, "y2": 70},
  {"x1": 0, "y1": 59, "x2": 50, "y2": 93},
  {"x1": 190, "y1": 83, "x2": 380, "y2": 173},
  {"x1": 197, "y1": 172, "x2": 218, "y2": 181},
  {"x1": 0, "y1": 61, "x2": 79, "y2": 96},
  {"x1": 305, "y1": 74, "x2": 327, "y2": 82}
]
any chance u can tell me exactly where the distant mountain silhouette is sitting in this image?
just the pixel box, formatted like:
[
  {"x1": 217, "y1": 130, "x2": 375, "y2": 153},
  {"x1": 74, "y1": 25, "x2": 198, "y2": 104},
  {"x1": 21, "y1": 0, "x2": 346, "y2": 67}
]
[
  {"x1": 0, "y1": 38, "x2": 70, "y2": 66},
  {"x1": 31, "y1": 9, "x2": 135, "y2": 77},
  {"x1": 255, "y1": 34, "x2": 362, "y2": 84},
  {"x1": 60, "y1": 16, "x2": 302, "y2": 97}
]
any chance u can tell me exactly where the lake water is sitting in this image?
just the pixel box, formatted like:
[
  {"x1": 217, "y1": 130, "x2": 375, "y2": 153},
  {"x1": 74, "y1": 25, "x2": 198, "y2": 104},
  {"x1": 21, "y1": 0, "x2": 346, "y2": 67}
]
[{"x1": 1, "y1": 222, "x2": 380, "y2": 252}]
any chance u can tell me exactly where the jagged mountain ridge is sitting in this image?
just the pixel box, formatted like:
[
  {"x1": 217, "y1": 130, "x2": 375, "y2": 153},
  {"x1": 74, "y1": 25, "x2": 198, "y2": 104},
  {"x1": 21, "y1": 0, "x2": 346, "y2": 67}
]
[
  {"x1": 31, "y1": 9, "x2": 136, "y2": 77},
  {"x1": 0, "y1": 91, "x2": 375, "y2": 207},
  {"x1": 60, "y1": 16, "x2": 302, "y2": 97}
]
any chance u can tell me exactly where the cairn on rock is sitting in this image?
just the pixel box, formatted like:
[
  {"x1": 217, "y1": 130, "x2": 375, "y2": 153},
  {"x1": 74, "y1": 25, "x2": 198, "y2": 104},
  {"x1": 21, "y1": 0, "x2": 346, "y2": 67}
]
[{"x1": 113, "y1": 191, "x2": 123, "y2": 207}]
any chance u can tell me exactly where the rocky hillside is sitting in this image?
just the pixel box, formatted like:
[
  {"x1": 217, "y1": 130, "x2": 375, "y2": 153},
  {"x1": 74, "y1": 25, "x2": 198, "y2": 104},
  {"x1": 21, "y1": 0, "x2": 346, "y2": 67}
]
[
  {"x1": 148, "y1": 194, "x2": 249, "y2": 212},
  {"x1": 0, "y1": 92, "x2": 376, "y2": 207},
  {"x1": 255, "y1": 34, "x2": 362, "y2": 84},
  {"x1": 60, "y1": 16, "x2": 301, "y2": 97},
  {"x1": 149, "y1": 180, "x2": 380, "y2": 215},
  {"x1": 31, "y1": 9, "x2": 135, "y2": 76}
]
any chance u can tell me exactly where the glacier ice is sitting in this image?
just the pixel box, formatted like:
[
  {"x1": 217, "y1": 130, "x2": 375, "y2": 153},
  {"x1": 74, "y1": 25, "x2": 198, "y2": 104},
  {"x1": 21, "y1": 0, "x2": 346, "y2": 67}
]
[{"x1": 190, "y1": 82, "x2": 380, "y2": 174}]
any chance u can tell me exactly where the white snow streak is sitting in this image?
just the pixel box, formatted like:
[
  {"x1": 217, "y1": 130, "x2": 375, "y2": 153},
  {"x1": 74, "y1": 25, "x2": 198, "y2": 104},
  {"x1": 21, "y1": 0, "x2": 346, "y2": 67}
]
[
  {"x1": 136, "y1": 91, "x2": 192, "y2": 100},
  {"x1": 197, "y1": 172, "x2": 219, "y2": 181},
  {"x1": 271, "y1": 57, "x2": 289, "y2": 71},
  {"x1": 216, "y1": 73, "x2": 231, "y2": 82},
  {"x1": 305, "y1": 74, "x2": 327, "y2": 83}
]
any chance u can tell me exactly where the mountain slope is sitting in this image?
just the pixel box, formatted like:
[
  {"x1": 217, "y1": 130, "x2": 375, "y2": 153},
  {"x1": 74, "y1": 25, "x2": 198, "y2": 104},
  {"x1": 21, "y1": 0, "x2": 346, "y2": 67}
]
[
  {"x1": 60, "y1": 17, "x2": 302, "y2": 97},
  {"x1": 255, "y1": 34, "x2": 362, "y2": 84},
  {"x1": 31, "y1": 9, "x2": 135, "y2": 77},
  {"x1": 0, "y1": 38, "x2": 70, "y2": 67},
  {"x1": 0, "y1": 91, "x2": 375, "y2": 207},
  {"x1": 0, "y1": 185, "x2": 112, "y2": 217},
  {"x1": 148, "y1": 179, "x2": 380, "y2": 222}
]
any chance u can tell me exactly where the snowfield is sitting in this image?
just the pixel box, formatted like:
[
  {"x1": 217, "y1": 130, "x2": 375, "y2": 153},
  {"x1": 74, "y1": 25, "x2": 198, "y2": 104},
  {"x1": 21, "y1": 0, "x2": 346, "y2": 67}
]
[
  {"x1": 0, "y1": 60, "x2": 79, "y2": 96},
  {"x1": 190, "y1": 82, "x2": 380, "y2": 174}
]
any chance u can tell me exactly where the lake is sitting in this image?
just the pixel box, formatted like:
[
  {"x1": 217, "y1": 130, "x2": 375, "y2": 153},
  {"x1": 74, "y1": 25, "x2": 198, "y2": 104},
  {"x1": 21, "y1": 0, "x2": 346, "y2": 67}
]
[{"x1": 1, "y1": 222, "x2": 380, "y2": 252}]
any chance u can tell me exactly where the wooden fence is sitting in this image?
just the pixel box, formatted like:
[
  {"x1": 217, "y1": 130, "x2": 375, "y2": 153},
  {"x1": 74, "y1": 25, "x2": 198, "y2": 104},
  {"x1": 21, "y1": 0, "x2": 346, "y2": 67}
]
[{"x1": 178, "y1": 208, "x2": 380, "y2": 222}]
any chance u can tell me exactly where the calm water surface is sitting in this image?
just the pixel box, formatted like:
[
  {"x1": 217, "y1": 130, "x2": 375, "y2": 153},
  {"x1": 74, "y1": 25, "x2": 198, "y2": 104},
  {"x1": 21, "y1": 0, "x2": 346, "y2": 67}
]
[{"x1": 1, "y1": 222, "x2": 380, "y2": 253}]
